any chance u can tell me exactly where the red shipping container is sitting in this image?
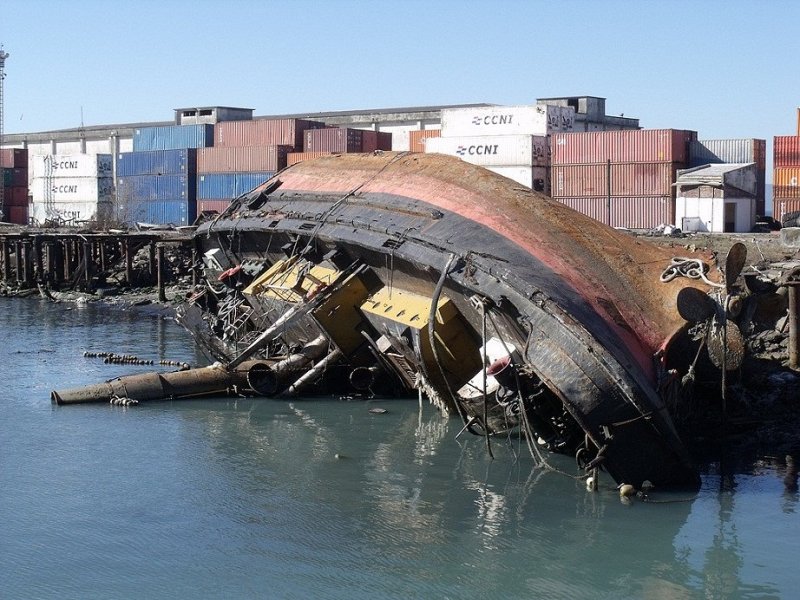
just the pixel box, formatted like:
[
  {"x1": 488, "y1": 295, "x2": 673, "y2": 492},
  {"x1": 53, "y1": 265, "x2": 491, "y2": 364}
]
[
  {"x1": 2, "y1": 186, "x2": 29, "y2": 206},
  {"x1": 197, "y1": 200, "x2": 232, "y2": 214},
  {"x1": 409, "y1": 129, "x2": 441, "y2": 153},
  {"x1": 304, "y1": 128, "x2": 363, "y2": 153},
  {"x1": 554, "y1": 196, "x2": 674, "y2": 229},
  {"x1": 197, "y1": 145, "x2": 291, "y2": 173},
  {"x1": 0, "y1": 148, "x2": 28, "y2": 169},
  {"x1": 287, "y1": 152, "x2": 332, "y2": 167},
  {"x1": 361, "y1": 131, "x2": 392, "y2": 152},
  {"x1": 551, "y1": 162, "x2": 679, "y2": 198},
  {"x1": 774, "y1": 136, "x2": 800, "y2": 167},
  {"x1": 4, "y1": 205, "x2": 29, "y2": 225},
  {"x1": 214, "y1": 119, "x2": 327, "y2": 149},
  {"x1": 773, "y1": 198, "x2": 800, "y2": 224},
  {"x1": 551, "y1": 129, "x2": 696, "y2": 165}
]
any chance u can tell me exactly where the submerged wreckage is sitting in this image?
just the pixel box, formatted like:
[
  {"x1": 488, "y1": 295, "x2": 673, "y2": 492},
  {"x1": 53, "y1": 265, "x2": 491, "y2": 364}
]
[{"x1": 53, "y1": 152, "x2": 798, "y2": 490}]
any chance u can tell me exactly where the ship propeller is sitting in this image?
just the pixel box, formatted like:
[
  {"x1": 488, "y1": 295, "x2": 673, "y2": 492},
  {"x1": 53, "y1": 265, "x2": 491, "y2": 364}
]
[{"x1": 676, "y1": 242, "x2": 748, "y2": 373}]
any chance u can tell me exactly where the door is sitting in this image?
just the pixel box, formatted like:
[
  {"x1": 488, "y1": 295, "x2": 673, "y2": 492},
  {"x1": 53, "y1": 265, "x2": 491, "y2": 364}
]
[{"x1": 724, "y1": 202, "x2": 736, "y2": 232}]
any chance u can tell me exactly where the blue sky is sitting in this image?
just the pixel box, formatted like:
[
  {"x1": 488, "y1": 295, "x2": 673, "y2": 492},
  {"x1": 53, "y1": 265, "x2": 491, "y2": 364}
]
[{"x1": 1, "y1": 0, "x2": 799, "y2": 143}]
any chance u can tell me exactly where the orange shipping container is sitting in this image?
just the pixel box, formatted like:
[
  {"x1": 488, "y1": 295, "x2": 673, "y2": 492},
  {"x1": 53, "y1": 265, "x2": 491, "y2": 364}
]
[
  {"x1": 408, "y1": 129, "x2": 441, "y2": 153},
  {"x1": 773, "y1": 198, "x2": 800, "y2": 224},
  {"x1": 214, "y1": 119, "x2": 326, "y2": 149},
  {"x1": 773, "y1": 167, "x2": 800, "y2": 197},
  {"x1": 551, "y1": 129, "x2": 696, "y2": 165},
  {"x1": 287, "y1": 152, "x2": 332, "y2": 167},
  {"x1": 774, "y1": 136, "x2": 800, "y2": 167},
  {"x1": 554, "y1": 196, "x2": 674, "y2": 229},
  {"x1": 551, "y1": 162, "x2": 679, "y2": 198},
  {"x1": 197, "y1": 146, "x2": 291, "y2": 173}
]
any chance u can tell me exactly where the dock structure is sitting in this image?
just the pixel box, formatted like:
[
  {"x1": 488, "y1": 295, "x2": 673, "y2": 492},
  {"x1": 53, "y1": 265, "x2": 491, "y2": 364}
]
[{"x1": 0, "y1": 226, "x2": 195, "y2": 296}]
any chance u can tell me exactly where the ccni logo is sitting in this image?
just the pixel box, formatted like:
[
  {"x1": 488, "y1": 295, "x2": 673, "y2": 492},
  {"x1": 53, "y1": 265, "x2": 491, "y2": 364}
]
[
  {"x1": 470, "y1": 114, "x2": 514, "y2": 126},
  {"x1": 456, "y1": 144, "x2": 499, "y2": 156}
]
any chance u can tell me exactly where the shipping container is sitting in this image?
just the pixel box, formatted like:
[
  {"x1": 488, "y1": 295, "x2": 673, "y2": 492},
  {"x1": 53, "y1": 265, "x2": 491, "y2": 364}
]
[
  {"x1": 689, "y1": 139, "x2": 766, "y2": 168},
  {"x1": 2, "y1": 186, "x2": 29, "y2": 206},
  {"x1": 774, "y1": 136, "x2": 800, "y2": 167},
  {"x1": 287, "y1": 152, "x2": 332, "y2": 167},
  {"x1": 441, "y1": 104, "x2": 575, "y2": 137},
  {"x1": 304, "y1": 128, "x2": 363, "y2": 153},
  {"x1": 551, "y1": 162, "x2": 680, "y2": 198},
  {"x1": 121, "y1": 199, "x2": 196, "y2": 226},
  {"x1": 773, "y1": 198, "x2": 800, "y2": 224},
  {"x1": 215, "y1": 119, "x2": 326, "y2": 149},
  {"x1": 117, "y1": 149, "x2": 197, "y2": 177},
  {"x1": 554, "y1": 196, "x2": 674, "y2": 229},
  {"x1": 551, "y1": 129, "x2": 697, "y2": 165},
  {"x1": 0, "y1": 148, "x2": 28, "y2": 169},
  {"x1": 31, "y1": 153, "x2": 112, "y2": 178},
  {"x1": 425, "y1": 134, "x2": 550, "y2": 167},
  {"x1": 31, "y1": 200, "x2": 112, "y2": 225},
  {"x1": 197, "y1": 199, "x2": 232, "y2": 214},
  {"x1": 31, "y1": 176, "x2": 114, "y2": 203},
  {"x1": 2, "y1": 167, "x2": 27, "y2": 187},
  {"x1": 5, "y1": 205, "x2": 28, "y2": 225},
  {"x1": 487, "y1": 166, "x2": 550, "y2": 194},
  {"x1": 360, "y1": 131, "x2": 393, "y2": 153},
  {"x1": 133, "y1": 124, "x2": 214, "y2": 152},
  {"x1": 197, "y1": 172, "x2": 274, "y2": 199},
  {"x1": 408, "y1": 129, "x2": 441, "y2": 153},
  {"x1": 117, "y1": 175, "x2": 194, "y2": 203},
  {"x1": 197, "y1": 146, "x2": 291, "y2": 173},
  {"x1": 772, "y1": 167, "x2": 800, "y2": 192}
]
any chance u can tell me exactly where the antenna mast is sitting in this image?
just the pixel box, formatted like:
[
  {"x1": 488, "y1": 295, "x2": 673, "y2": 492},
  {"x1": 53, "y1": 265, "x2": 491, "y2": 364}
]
[{"x1": 0, "y1": 46, "x2": 8, "y2": 220}]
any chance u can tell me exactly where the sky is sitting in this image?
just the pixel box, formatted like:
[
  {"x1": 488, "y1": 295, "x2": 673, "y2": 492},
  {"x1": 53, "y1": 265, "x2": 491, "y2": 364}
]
[{"x1": 1, "y1": 0, "x2": 799, "y2": 144}]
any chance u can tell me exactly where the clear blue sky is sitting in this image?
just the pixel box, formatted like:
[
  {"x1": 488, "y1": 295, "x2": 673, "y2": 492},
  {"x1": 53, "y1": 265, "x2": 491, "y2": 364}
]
[{"x1": 1, "y1": 0, "x2": 799, "y2": 142}]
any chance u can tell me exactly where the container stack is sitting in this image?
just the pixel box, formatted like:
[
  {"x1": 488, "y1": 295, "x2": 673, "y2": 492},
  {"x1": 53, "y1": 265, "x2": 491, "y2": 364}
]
[
  {"x1": 1, "y1": 148, "x2": 29, "y2": 224},
  {"x1": 30, "y1": 154, "x2": 113, "y2": 225},
  {"x1": 773, "y1": 136, "x2": 800, "y2": 224},
  {"x1": 423, "y1": 103, "x2": 576, "y2": 192},
  {"x1": 286, "y1": 126, "x2": 392, "y2": 166},
  {"x1": 550, "y1": 129, "x2": 697, "y2": 229},
  {"x1": 201, "y1": 118, "x2": 330, "y2": 213},
  {"x1": 689, "y1": 139, "x2": 766, "y2": 216},
  {"x1": 116, "y1": 149, "x2": 198, "y2": 226}
]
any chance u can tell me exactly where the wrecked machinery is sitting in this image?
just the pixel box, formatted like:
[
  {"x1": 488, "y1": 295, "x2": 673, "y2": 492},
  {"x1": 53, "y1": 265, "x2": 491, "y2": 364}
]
[{"x1": 53, "y1": 152, "x2": 787, "y2": 490}]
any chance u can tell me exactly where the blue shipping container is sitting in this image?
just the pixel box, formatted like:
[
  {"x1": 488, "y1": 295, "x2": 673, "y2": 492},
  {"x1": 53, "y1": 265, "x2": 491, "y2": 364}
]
[
  {"x1": 125, "y1": 199, "x2": 196, "y2": 226},
  {"x1": 133, "y1": 125, "x2": 214, "y2": 152},
  {"x1": 117, "y1": 149, "x2": 197, "y2": 177},
  {"x1": 117, "y1": 174, "x2": 196, "y2": 203},
  {"x1": 197, "y1": 172, "x2": 274, "y2": 199}
]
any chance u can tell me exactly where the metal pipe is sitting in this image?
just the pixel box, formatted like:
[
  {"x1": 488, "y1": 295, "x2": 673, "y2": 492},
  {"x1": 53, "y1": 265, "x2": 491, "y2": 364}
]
[
  {"x1": 349, "y1": 366, "x2": 379, "y2": 391},
  {"x1": 51, "y1": 360, "x2": 273, "y2": 405},
  {"x1": 284, "y1": 348, "x2": 343, "y2": 396}
]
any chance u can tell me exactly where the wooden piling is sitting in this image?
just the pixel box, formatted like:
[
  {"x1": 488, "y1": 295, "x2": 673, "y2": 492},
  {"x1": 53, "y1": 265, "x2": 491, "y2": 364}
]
[
  {"x1": 1, "y1": 239, "x2": 10, "y2": 282},
  {"x1": 157, "y1": 244, "x2": 166, "y2": 302}
]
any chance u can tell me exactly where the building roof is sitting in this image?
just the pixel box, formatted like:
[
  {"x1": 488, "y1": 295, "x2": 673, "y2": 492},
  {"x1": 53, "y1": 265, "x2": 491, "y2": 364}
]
[{"x1": 676, "y1": 163, "x2": 755, "y2": 183}]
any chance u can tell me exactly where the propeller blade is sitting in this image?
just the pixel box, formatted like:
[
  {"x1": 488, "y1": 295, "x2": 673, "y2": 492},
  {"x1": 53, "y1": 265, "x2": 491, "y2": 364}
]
[
  {"x1": 724, "y1": 242, "x2": 747, "y2": 294},
  {"x1": 677, "y1": 287, "x2": 716, "y2": 322},
  {"x1": 707, "y1": 320, "x2": 745, "y2": 371}
]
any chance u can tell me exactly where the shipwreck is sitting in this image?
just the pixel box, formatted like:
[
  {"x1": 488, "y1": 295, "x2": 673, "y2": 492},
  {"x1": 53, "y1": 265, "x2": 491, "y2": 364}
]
[{"x1": 53, "y1": 152, "x2": 796, "y2": 490}]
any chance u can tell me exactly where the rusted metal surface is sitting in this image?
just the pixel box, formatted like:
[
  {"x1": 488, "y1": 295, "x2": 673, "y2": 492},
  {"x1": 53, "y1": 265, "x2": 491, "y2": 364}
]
[
  {"x1": 774, "y1": 135, "x2": 800, "y2": 167},
  {"x1": 214, "y1": 118, "x2": 326, "y2": 149},
  {"x1": 552, "y1": 162, "x2": 679, "y2": 197},
  {"x1": 197, "y1": 145, "x2": 292, "y2": 173}
]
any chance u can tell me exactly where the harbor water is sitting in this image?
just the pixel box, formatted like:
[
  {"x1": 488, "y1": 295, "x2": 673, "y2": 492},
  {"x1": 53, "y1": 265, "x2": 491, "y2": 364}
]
[{"x1": 1, "y1": 298, "x2": 798, "y2": 599}]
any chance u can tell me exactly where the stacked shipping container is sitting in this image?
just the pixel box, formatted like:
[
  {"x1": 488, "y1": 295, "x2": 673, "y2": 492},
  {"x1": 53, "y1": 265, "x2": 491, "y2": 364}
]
[
  {"x1": 423, "y1": 103, "x2": 576, "y2": 192},
  {"x1": 773, "y1": 136, "x2": 800, "y2": 223},
  {"x1": 550, "y1": 129, "x2": 696, "y2": 229},
  {"x1": 1, "y1": 148, "x2": 29, "y2": 224},
  {"x1": 30, "y1": 154, "x2": 113, "y2": 225},
  {"x1": 688, "y1": 139, "x2": 766, "y2": 216},
  {"x1": 117, "y1": 149, "x2": 198, "y2": 226}
]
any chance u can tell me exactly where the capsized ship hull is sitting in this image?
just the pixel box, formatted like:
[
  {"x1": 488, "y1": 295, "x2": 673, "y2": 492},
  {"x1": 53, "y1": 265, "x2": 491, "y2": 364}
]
[{"x1": 187, "y1": 152, "x2": 712, "y2": 489}]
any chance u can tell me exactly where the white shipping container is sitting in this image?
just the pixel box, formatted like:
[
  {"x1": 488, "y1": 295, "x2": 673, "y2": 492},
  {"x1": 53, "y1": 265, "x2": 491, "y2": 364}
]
[
  {"x1": 424, "y1": 134, "x2": 549, "y2": 167},
  {"x1": 441, "y1": 104, "x2": 575, "y2": 137},
  {"x1": 487, "y1": 166, "x2": 550, "y2": 194},
  {"x1": 31, "y1": 200, "x2": 113, "y2": 225},
  {"x1": 30, "y1": 176, "x2": 114, "y2": 203},
  {"x1": 31, "y1": 153, "x2": 113, "y2": 179}
]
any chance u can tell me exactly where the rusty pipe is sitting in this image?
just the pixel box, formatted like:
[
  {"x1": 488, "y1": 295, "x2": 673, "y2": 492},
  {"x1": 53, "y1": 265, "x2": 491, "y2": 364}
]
[
  {"x1": 51, "y1": 360, "x2": 274, "y2": 405},
  {"x1": 284, "y1": 348, "x2": 344, "y2": 397}
]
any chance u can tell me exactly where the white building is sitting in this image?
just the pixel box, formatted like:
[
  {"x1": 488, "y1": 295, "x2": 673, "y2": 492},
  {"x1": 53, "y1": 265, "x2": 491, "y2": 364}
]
[{"x1": 675, "y1": 163, "x2": 757, "y2": 233}]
